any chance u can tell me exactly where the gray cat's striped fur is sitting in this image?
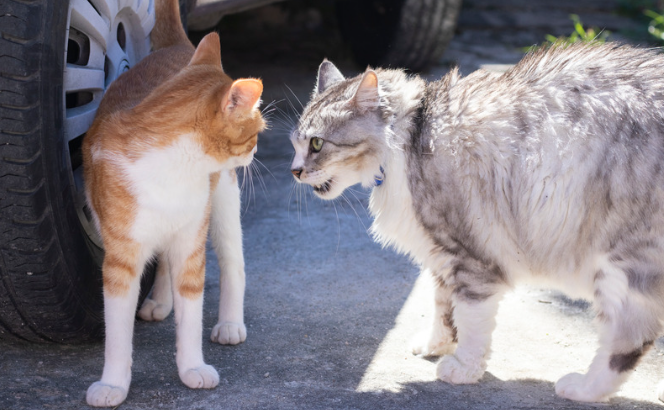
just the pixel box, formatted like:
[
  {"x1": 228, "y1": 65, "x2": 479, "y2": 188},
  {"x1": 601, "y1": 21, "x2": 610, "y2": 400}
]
[{"x1": 290, "y1": 43, "x2": 664, "y2": 403}]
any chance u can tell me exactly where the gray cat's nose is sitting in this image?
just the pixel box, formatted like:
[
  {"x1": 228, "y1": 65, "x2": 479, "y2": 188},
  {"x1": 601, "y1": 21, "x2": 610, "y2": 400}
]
[{"x1": 291, "y1": 168, "x2": 303, "y2": 180}]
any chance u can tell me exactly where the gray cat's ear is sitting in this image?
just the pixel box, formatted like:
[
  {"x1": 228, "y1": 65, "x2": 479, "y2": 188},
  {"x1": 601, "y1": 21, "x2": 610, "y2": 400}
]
[
  {"x1": 315, "y1": 60, "x2": 344, "y2": 94},
  {"x1": 351, "y1": 70, "x2": 380, "y2": 112}
]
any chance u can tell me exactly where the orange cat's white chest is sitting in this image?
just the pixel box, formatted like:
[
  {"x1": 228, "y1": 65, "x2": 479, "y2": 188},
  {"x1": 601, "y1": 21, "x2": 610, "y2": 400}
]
[{"x1": 122, "y1": 136, "x2": 220, "y2": 246}]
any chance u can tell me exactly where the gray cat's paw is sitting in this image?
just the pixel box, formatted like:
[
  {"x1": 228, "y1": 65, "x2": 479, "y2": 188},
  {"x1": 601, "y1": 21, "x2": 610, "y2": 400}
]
[
  {"x1": 86, "y1": 381, "x2": 128, "y2": 407},
  {"x1": 211, "y1": 321, "x2": 246, "y2": 345},
  {"x1": 180, "y1": 365, "x2": 219, "y2": 389},
  {"x1": 555, "y1": 372, "x2": 609, "y2": 402},
  {"x1": 436, "y1": 354, "x2": 485, "y2": 384},
  {"x1": 410, "y1": 330, "x2": 456, "y2": 357},
  {"x1": 137, "y1": 298, "x2": 172, "y2": 321},
  {"x1": 658, "y1": 380, "x2": 664, "y2": 402}
]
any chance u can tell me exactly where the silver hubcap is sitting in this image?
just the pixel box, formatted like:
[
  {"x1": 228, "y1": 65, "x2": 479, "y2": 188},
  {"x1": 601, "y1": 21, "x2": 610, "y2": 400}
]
[{"x1": 64, "y1": 0, "x2": 155, "y2": 247}]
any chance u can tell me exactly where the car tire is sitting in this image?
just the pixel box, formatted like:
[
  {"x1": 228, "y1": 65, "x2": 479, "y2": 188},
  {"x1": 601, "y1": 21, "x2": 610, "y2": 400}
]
[
  {"x1": 0, "y1": 0, "x2": 159, "y2": 343},
  {"x1": 336, "y1": 0, "x2": 462, "y2": 71}
]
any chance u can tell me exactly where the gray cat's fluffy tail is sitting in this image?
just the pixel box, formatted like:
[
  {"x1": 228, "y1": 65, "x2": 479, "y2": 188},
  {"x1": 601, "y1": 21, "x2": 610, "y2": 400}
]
[{"x1": 152, "y1": 0, "x2": 191, "y2": 51}]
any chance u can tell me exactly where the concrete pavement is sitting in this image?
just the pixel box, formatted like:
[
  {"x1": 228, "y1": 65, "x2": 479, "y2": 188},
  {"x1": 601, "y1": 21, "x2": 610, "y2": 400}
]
[{"x1": 1, "y1": 0, "x2": 662, "y2": 408}]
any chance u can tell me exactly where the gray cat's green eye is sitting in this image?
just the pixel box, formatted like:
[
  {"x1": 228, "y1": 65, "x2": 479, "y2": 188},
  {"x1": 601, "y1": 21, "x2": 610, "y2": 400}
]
[{"x1": 311, "y1": 137, "x2": 324, "y2": 152}]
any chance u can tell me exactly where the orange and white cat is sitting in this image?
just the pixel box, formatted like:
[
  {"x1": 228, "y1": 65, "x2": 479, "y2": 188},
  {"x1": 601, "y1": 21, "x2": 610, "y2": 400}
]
[{"x1": 82, "y1": 0, "x2": 265, "y2": 406}]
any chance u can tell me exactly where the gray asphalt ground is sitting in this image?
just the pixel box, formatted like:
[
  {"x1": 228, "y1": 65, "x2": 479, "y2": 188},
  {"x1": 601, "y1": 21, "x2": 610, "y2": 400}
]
[{"x1": 1, "y1": 1, "x2": 663, "y2": 409}]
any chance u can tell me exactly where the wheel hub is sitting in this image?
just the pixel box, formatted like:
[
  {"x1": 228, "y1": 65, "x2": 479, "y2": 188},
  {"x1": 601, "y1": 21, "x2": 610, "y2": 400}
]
[{"x1": 64, "y1": 0, "x2": 156, "y2": 249}]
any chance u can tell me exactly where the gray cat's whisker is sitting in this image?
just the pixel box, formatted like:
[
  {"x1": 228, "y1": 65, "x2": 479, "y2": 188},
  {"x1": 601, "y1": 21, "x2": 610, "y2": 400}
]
[
  {"x1": 252, "y1": 158, "x2": 277, "y2": 182},
  {"x1": 287, "y1": 182, "x2": 298, "y2": 221},
  {"x1": 340, "y1": 192, "x2": 368, "y2": 232},
  {"x1": 250, "y1": 161, "x2": 270, "y2": 200},
  {"x1": 269, "y1": 106, "x2": 296, "y2": 131},
  {"x1": 284, "y1": 84, "x2": 305, "y2": 111},
  {"x1": 283, "y1": 89, "x2": 303, "y2": 120},
  {"x1": 345, "y1": 188, "x2": 371, "y2": 219},
  {"x1": 297, "y1": 183, "x2": 303, "y2": 223},
  {"x1": 329, "y1": 195, "x2": 342, "y2": 254},
  {"x1": 291, "y1": 179, "x2": 303, "y2": 223}
]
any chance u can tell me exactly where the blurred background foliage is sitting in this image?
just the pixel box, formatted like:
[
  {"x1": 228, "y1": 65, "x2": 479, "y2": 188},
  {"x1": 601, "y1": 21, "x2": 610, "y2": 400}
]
[{"x1": 618, "y1": 0, "x2": 664, "y2": 44}]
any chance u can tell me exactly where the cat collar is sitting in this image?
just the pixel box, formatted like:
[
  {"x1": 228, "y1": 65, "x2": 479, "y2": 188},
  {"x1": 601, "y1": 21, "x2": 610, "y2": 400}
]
[{"x1": 374, "y1": 166, "x2": 385, "y2": 186}]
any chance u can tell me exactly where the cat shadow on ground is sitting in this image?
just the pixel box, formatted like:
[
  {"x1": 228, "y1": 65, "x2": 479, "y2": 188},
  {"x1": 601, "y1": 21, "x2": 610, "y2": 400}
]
[
  {"x1": 344, "y1": 375, "x2": 663, "y2": 410},
  {"x1": 252, "y1": 374, "x2": 663, "y2": 410}
]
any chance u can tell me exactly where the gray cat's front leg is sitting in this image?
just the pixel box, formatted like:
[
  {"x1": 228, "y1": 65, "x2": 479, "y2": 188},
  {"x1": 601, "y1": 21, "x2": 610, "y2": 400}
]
[
  {"x1": 411, "y1": 269, "x2": 457, "y2": 357},
  {"x1": 434, "y1": 260, "x2": 507, "y2": 384},
  {"x1": 436, "y1": 291, "x2": 504, "y2": 384}
]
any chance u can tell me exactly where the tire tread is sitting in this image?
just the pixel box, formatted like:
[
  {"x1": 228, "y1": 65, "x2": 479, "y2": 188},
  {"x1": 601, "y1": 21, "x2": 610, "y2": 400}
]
[
  {"x1": 337, "y1": 0, "x2": 462, "y2": 71},
  {"x1": 0, "y1": 0, "x2": 104, "y2": 343}
]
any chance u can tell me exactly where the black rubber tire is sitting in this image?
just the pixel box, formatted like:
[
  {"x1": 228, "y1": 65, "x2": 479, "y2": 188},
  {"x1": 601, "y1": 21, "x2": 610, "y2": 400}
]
[
  {"x1": 0, "y1": 0, "x2": 176, "y2": 343},
  {"x1": 336, "y1": 0, "x2": 462, "y2": 72},
  {"x1": 0, "y1": 0, "x2": 103, "y2": 343}
]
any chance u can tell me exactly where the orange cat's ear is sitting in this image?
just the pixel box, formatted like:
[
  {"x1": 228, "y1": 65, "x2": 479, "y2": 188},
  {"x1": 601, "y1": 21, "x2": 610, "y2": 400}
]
[
  {"x1": 190, "y1": 32, "x2": 222, "y2": 67},
  {"x1": 222, "y1": 79, "x2": 263, "y2": 115}
]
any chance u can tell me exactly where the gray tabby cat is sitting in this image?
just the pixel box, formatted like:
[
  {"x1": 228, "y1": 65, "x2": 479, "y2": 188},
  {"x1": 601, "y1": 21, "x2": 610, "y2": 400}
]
[{"x1": 289, "y1": 43, "x2": 664, "y2": 403}]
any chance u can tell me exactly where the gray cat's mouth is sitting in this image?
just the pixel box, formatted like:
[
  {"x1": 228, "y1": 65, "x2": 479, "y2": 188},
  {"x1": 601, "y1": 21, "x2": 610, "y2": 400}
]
[{"x1": 313, "y1": 180, "x2": 332, "y2": 194}]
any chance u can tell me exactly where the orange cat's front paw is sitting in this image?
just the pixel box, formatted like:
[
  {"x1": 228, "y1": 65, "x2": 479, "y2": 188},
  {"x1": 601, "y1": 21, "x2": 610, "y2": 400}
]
[
  {"x1": 211, "y1": 321, "x2": 246, "y2": 345},
  {"x1": 86, "y1": 381, "x2": 128, "y2": 408},
  {"x1": 180, "y1": 365, "x2": 219, "y2": 389}
]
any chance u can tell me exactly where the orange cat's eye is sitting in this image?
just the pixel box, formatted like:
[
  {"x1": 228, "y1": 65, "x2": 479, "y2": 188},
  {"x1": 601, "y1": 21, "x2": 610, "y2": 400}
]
[{"x1": 311, "y1": 137, "x2": 324, "y2": 152}]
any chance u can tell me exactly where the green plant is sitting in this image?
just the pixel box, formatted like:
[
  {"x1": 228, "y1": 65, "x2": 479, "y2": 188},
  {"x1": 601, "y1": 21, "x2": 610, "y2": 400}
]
[
  {"x1": 645, "y1": 8, "x2": 664, "y2": 42},
  {"x1": 617, "y1": 0, "x2": 664, "y2": 45},
  {"x1": 525, "y1": 14, "x2": 610, "y2": 52}
]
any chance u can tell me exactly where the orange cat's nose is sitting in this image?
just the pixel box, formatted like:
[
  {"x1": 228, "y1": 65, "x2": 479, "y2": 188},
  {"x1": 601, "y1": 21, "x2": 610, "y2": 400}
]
[{"x1": 291, "y1": 168, "x2": 303, "y2": 180}]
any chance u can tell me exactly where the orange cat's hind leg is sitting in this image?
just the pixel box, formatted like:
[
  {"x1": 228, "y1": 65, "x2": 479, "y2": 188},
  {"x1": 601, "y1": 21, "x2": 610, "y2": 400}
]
[
  {"x1": 138, "y1": 253, "x2": 173, "y2": 321},
  {"x1": 87, "y1": 238, "x2": 149, "y2": 407}
]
